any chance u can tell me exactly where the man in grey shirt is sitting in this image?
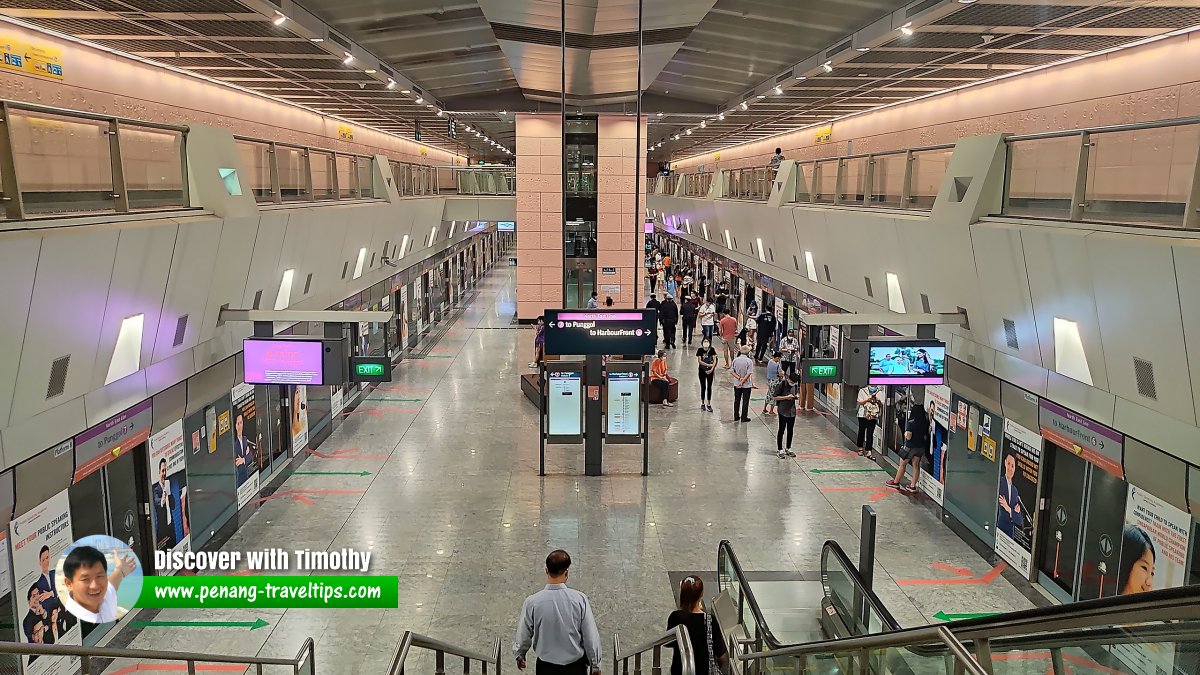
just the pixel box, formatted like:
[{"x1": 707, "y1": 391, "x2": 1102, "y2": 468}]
[
  {"x1": 730, "y1": 346, "x2": 754, "y2": 423},
  {"x1": 514, "y1": 550, "x2": 602, "y2": 675}
]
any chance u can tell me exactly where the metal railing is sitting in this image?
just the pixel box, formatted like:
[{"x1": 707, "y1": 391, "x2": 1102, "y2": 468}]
[
  {"x1": 738, "y1": 625, "x2": 987, "y2": 675},
  {"x1": 724, "y1": 167, "x2": 771, "y2": 201},
  {"x1": 682, "y1": 172, "x2": 712, "y2": 197},
  {"x1": 792, "y1": 145, "x2": 954, "y2": 209},
  {"x1": 717, "y1": 540, "x2": 784, "y2": 651},
  {"x1": 613, "y1": 625, "x2": 695, "y2": 675},
  {"x1": 819, "y1": 540, "x2": 900, "y2": 639},
  {"x1": 1003, "y1": 115, "x2": 1200, "y2": 229},
  {"x1": 234, "y1": 136, "x2": 378, "y2": 204},
  {"x1": 0, "y1": 99, "x2": 191, "y2": 220},
  {"x1": 391, "y1": 160, "x2": 441, "y2": 196},
  {"x1": 388, "y1": 631, "x2": 500, "y2": 675},
  {"x1": 0, "y1": 636, "x2": 314, "y2": 674}
]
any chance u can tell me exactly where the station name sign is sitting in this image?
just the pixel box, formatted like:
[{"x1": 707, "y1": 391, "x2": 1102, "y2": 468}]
[{"x1": 544, "y1": 309, "x2": 657, "y2": 355}]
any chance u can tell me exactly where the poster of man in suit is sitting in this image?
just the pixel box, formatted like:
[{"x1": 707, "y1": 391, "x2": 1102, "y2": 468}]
[{"x1": 148, "y1": 420, "x2": 190, "y2": 554}]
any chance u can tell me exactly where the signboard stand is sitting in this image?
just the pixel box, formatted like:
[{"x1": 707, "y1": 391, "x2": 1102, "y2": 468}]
[{"x1": 584, "y1": 354, "x2": 603, "y2": 476}]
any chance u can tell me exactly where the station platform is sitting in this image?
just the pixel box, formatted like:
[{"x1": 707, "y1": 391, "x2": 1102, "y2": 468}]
[{"x1": 101, "y1": 265, "x2": 1038, "y2": 672}]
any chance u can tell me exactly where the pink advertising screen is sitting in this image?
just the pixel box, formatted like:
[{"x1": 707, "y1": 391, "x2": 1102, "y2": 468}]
[{"x1": 243, "y1": 339, "x2": 325, "y2": 385}]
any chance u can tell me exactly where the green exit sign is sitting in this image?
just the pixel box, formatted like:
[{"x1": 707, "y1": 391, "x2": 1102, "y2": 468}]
[
  {"x1": 349, "y1": 356, "x2": 392, "y2": 383},
  {"x1": 802, "y1": 359, "x2": 842, "y2": 383}
]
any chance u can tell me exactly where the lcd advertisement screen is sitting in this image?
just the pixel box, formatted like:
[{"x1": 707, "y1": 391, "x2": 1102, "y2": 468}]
[
  {"x1": 498, "y1": 221, "x2": 515, "y2": 231},
  {"x1": 607, "y1": 372, "x2": 641, "y2": 436},
  {"x1": 243, "y1": 339, "x2": 325, "y2": 385},
  {"x1": 867, "y1": 341, "x2": 946, "y2": 385},
  {"x1": 547, "y1": 371, "x2": 583, "y2": 436}
]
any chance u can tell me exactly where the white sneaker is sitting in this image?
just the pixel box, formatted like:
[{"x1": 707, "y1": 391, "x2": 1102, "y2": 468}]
[
  {"x1": 777, "y1": 450, "x2": 787, "y2": 458},
  {"x1": 528, "y1": 362, "x2": 537, "y2": 368}
]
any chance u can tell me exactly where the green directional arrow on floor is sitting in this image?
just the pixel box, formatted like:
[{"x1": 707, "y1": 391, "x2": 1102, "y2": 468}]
[
  {"x1": 134, "y1": 618, "x2": 270, "y2": 630},
  {"x1": 286, "y1": 470, "x2": 371, "y2": 477},
  {"x1": 810, "y1": 468, "x2": 886, "y2": 474},
  {"x1": 933, "y1": 611, "x2": 998, "y2": 622},
  {"x1": 371, "y1": 397, "x2": 424, "y2": 402}
]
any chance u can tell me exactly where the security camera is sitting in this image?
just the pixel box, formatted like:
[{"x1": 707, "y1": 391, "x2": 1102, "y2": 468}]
[{"x1": 381, "y1": 256, "x2": 399, "y2": 268}]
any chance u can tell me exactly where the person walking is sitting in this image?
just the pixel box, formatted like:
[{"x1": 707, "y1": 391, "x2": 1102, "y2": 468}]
[
  {"x1": 513, "y1": 550, "x2": 603, "y2": 675},
  {"x1": 888, "y1": 403, "x2": 930, "y2": 493},
  {"x1": 730, "y1": 346, "x2": 754, "y2": 422},
  {"x1": 529, "y1": 316, "x2": 546, "y2": 368},
  {"x1": 649, "y1": 267, "x2": 658, "y2": 294},
  {"x1": 762, "y1": 352, "x2": 782, "y2": 416},
  {"x1": 650, "y1": 350, "x2": 672, "y2": 407},
  {"x1": 856, "y1": 386, "x2": 884, "y2": 460},
  {"x1": 659, "y1": 295, "x2": 679, "y2": 349},
  {"x1": 774, "y1": 372, "x2": 800, "y2": 458},
  {"x1": 698, "y1": 297, "x2": 717, "y2": 342},
  {"x1": 778, "y1": 329, "x2": 800, "y2": 378},
  {"x1": 768, "y1": 147, "x2": 784, "y2": 179},
  {"x1": 680, "y1": 296, "x2": 698, "y2": 345},
  {"x1": 696, "y1": 337, "x2": 717, "y2": 412},
  {"x1": 754, "y1": 308, "x2": 777, "y2": 363},
  {"x1": 656, "y1": 268, "x2": 666, "y2": 295},
  {"x1": 586, "y1": 292, "x2": 598, "y2": 309},
  {"x1": 666, "y1": 577, "x2": 728, "y2": 675},
  {"x1": 717, "y1": 311, "x2": 738, "y2": 368}
]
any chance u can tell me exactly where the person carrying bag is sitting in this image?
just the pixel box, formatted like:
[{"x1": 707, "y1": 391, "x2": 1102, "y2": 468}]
[{"x1": 667, "y1": 577, "x2": 728, "y2": 675}]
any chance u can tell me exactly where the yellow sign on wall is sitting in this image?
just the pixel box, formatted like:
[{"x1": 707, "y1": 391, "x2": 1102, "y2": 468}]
[
  {"x1": 0, "y1": 36, "x2": 64, "y2": 79},
  {"x1": 713, "y1": 153, "x2": 721, "y2": 161},
  {"x1": 814, "y1": 125, "x2": 833, "y2": 144},
  {"x1": 337, "y1": 123, "x2": 354, "y2": 141}
]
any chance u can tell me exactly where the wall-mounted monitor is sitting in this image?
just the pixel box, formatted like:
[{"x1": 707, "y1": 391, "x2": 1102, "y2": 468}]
[
  {"x1": 243, "y1": 338, "x2": 326, "y2": 385},
  {"x1": 867, "y1": 340, "x2": 946, "y2": 385},
  {"x1": 497, "y1": 221, "x2": 515, "y2": 231}
]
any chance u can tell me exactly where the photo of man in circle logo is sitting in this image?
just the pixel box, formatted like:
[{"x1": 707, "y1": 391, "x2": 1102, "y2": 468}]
[{"x1": 55, "y1": 535, "x2": 143, "y2": 624}]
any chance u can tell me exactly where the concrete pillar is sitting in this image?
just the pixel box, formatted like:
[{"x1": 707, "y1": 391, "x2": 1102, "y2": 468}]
[
  {"x1": 515, "y1": 113, "x2": 564, "y2": 320},
  {"x1": 597, "y1": 115, "x2": 647, "y2": 307}
]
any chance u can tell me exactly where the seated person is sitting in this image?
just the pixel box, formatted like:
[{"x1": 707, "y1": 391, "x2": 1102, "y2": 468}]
[
  {"x1": 60, "y1": 545, "x2": 137, "y2": 624},
  {"x1": 650, "y1": 350, "x2": 672, "y2": 407}
]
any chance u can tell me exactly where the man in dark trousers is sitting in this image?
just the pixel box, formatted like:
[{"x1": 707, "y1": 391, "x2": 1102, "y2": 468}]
[
  {"x1": 645, "y1": 294, "x2": 661, "y2": 346},
  {"x1": 679, "y1": 296, "x2": 698, "y2": 345},
  {"x1": 659, "y1": 295, "x2": 679, "y2": 350},
  {"x1": 754, "y1": 308, "x2": 778, "y2": 363},
  {"x1": 513, "y1": 550, "x2": 602, "y2": 675}
]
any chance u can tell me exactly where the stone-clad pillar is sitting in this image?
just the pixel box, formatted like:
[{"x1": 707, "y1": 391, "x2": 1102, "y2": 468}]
[
  {"x1": 515, "y1": 113, "x2": 563, "y2": 320},
  {"x1": 597, "y1": 116, "x2": 647, "y2": 307}
]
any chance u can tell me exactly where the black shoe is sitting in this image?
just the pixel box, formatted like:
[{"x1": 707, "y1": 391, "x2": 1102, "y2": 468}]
[{"x1": 740, "y1": 417, "x2": 752, "y2": 422}]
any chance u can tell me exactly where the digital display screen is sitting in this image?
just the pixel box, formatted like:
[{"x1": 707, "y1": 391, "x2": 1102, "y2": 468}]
[
  {"x1": 243, "y1": 339, "x2": 325, "y2": 385},
  {"x1": 544, "y1": 309, "x2": 658, "y2": 356},
  {"x1": 867, "y1": 341, "x2": 945, "y2": 385},
  {"x1": 607, "y1": 372, "x2": 640, "y2": 435},
  {"x1": 547, "y1": 371, "x2": 582, "y2": 436},
  {"x1": 498, "y1": 221, "x2": 515, "y2": 231}
]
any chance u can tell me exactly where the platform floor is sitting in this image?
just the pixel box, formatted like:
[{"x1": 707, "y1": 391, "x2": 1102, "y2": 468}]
[{"x1": 109, "y1": 266, "x2": 1036, "y2": 673}]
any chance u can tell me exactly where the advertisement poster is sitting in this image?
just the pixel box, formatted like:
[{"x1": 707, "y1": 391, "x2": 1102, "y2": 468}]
[
  {"x1": 290, "y1": 386, "x2": 309, "y2": 456},
  {"x1": 231, "y1": 383, "x2": 260, "y2": 509},
  {"x1": 10, "y1": 490, "x2": 80, "y2": 675},
  {"x1": 918, "y1": 384, "x2": 953, "y2": 505},
  {"x1": 148, "y1": 421, "x2": 191, "y2": 555},
  {"x1": 0, "y1": 531, "x2": 9, "y2": 598},
  {"x1": 331, "y1": 385, "x2": 345, "y2": 418},
  {"x1": 995, "y1": 419, "x2": 1041, "y2": 576},
  {"x1": 547, "y1": 371, "x2": 583, "y2": 436}
]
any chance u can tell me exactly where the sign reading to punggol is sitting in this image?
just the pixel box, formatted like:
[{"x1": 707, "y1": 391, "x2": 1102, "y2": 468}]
[{"x1": 543, "y1": 309, "x2": 657, "y2": 355}]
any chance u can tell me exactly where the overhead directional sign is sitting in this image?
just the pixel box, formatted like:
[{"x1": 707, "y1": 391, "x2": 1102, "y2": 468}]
[{"x1": 543, "y1": 309, "x2": 657, "y2": 355}]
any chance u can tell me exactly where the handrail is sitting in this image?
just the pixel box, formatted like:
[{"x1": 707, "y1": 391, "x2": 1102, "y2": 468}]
[
  {"x1": 740, "y1": 624, "x2": 987, "y2": 675},
  {"x1": 613, "y1": 625, "x2": 695, "y2": 675},
  {"x1": 1006, "y1": 114, "x2": 1200, "y2": 142},
  {"x1": 0, "y1": 636, "x2": 315, "y2": 674},
  {"x1": 388, "y1": 631, "x2": 500, "y2": 675},
  {"x1": 6, "y1": 99, "x2": 188, "y2": 132},
  {"x1": 716, "y1": 539, "x2": 781, "y2": 649},
  {"x1": 819, "y1": 539, "x2": 900, "y2": 633}
]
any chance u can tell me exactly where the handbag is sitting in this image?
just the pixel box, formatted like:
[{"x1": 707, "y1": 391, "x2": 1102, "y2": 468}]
[{"x1": 704, "y1": 612, "x2": 721, "y2": 675}]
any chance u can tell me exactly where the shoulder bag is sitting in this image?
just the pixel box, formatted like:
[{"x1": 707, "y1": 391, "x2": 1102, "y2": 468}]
[{"x1": 704, "y1": 612, "x2": 722, "y2": 675}]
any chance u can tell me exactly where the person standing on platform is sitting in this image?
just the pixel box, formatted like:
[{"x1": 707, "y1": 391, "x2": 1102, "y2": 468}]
[
  {"x1": 754, "y1": 308, "x2": 777, "y2": 363},
  {"x1": 762, "y1": 352, "x2": 782, "y2": 417},
  {"x1": 666, "y1": 275, "x2": 677, "y2": 300},
  {"x1": 718, "y1": 311, "x2": 738, "y2": 368},
  {"x1": 774, "y1": 372, "x2": 799, "y2": 458},
  {"x1": 649, "y1": 267, "x2": 658, "y2": 294},
  {"x1": 659, "y1": 295, "x2": 679, "y2": 350},
  {"x1": 730, "y1": 346, "x2": 754, "y2": 422},
  {"x1": 586, "y1": 292, "x2": 598, "y2": 309},
  {"x1": 529, "y1": 316, "x2": 545, "y2": 369},
  {"x1": 680, "y1": 296, "x2": 698, "y2": 345},
  {"x1": 663, "y1": 253, "x2": 672, "y2": 277},
  {"x1": 856, "y1": 386, "x2": 884, "y2": 461},
  {"x1": 888, "y1": 404, "x2": 929, "y2": 493},
  {"x1": 698, "y1": 297, "x2": 716, "y2": 342},
  {"x1": 513, "y1": 550, "x2": 603, "y2": 675},
  {"x1": 778, "y1": 329, "x2": 800, "y2": 378},
  {"x1": 696, "y1": 337, "x2": 717, "y2": 412}
]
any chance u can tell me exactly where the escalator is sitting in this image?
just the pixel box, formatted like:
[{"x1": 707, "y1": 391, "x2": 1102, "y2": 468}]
[{"x1": 717, "y1": 539, "x2": 1200, "y2": 674}]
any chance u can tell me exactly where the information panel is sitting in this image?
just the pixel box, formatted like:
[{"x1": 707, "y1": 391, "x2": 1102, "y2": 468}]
[
  {"x1": 544, "y1": 309, "x2": 657, "y2": 355},
  {"x1": 547, "y1": 371, "x2": 583, "y2": 437},
  {"x1": 606, "y1": 372, "x2": 641, "y2": 436},
  {"x1": 243, "y1": 339, "x2": 325, "y2": 385}
]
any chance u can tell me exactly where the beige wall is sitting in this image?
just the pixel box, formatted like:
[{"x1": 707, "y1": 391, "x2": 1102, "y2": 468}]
[
  {"x1": 515, "y1": 114, "x2": 563, "y2": 319},
  {"x1": 0, "y1": 24, "x2": 462, "y2": 167},
  {"x1": 597, "y1": 116, "x2": 647, "y2": 307},
  {"x1": 673, "y1": 31, "x2": 1200, "y2": 172}
]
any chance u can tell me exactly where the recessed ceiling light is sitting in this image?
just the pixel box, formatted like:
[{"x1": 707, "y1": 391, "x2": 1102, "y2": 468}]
[
  {"x1": 656, "y1": 111, "x2": 664, "y2": 117},
  {"x1": 686, "y1": 128, "x2": 692, "y2": 135},
  {"x1": 774, "y1": 85, "x2": 783, "y2": 95},
  {"x1": 436, "y1": 109, "x2": 444, "y2": 116},
  {"x1": 756, "y1": 94, "x2": 766, "y2": 99},
  {"x1": 717, "y1": 113, "x2": 724, "y2": 120},
  {"x1": 673, "y1": 134, "x2": 680, "y2": 140},
  {"x1": 273, "y1": 14, "x2": 287, "y2": 26},
  {"x1": 900, "y1": 22, "x2": 914, "y2": 36},
  {"x1": 342, "y1": 52, "x2": 354, "y2": 65},
  {"x1": 364, "y1": 68, "x2": 376, "y2": 74},
  {"x1": 740, "y1": 101, "x2": 748, "y2": 110},
  {"x1": 822, "y1": 61, "x2": 833, "y2": 73},
  {"x1": 958, "y1": 0, "x2": 977, "y2": 3},
  {"x1": 499, "y1": 110, "x2": 507, "y2": 115},
  {"x1": 415, "y1": 96, "x2": 424, "y2": 104},
  {"x1": 796, "y1": 75, "x2": 807, "y2": 81},
  {"x1": 386, "y1": 79, "x2": 396, "y2": 89},
  {"x1": 856, "y1": 47, "x2": 870, "y2": 52},
  {"x1": 309, "y1": 37, "x2": 324, "y2": 42}
]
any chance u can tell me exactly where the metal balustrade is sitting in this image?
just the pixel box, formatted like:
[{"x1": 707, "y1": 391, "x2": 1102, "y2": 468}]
[
  {"x1": 682, "y1": 171, "x2": 712, "y2": 197},
  {"x1": 234, "y1": 136, "x2": 378, "y2": 204},
  {"x1": 0, "y1": 100, "x2": 190, "y2": 220},
  {"x1": 0, "y1": 637, "x2": 314, "y2": 675},
  {"x1": 724, "y1": 167, "x2": 771, "y2": 201},
  {"x1": 439, "y1": 166, "x2": 515, "y2": 195},
  {"x1": 1003, "y1": 116, "x2": 1200, "y2": 229},
  {"x1": 794, "y1": 145, "x2": 954, "y2": 209}
]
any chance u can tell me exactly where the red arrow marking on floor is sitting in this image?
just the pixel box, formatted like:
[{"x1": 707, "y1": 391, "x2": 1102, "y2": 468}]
[
  {"x1": 897, "y1": 561, "x2": 1008, "y2": 586},
  {"x1": 430, "y1": 347, "x2": 457, "y2": 354},
  {"x1": 993, "y1": 650, "x2": 1123, "y2": 674},
  {"x1": 108, "y1": 665, "x2": 246, "y2": 675},
  {"x1": 342, "y1": 408, "x2": 385, "y2": 417},
  {"x1": 307, "y1": 447, "x2": 388, "y2": 460},
  {"x1": 819, "y1": 486, "x2": 893, "y2": 502},
  {"x1": 931, "y1": 562, "x2": 975, "y2": 577},
  {"x1": 253, "y1": 488, "x2": 365, "y2": 506}
]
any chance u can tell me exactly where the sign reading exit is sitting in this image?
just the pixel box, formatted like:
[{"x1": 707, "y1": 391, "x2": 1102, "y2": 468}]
[
  {"x1": 801, "y1": 358, "x2": 842, "y2": 384},
  {"x1": 350, "y1": 356, "x2": 392, "y2": 383}
]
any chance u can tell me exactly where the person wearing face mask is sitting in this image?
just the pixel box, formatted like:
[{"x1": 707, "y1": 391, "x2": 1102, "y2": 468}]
[
  {"x1": 695, "y1": 338, "x2": 718, "y2": 412},
  {"x1": 778, "y1": 329, "x2": 800, "y2": 378},
  {"x1": 856, "y1": 386, "x2": 884, "y2": 461}
]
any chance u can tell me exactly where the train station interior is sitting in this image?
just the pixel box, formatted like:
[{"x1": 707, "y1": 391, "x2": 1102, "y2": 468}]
[{"x1": 0, "y1": 0, "x2": 1197, "y2": 673}]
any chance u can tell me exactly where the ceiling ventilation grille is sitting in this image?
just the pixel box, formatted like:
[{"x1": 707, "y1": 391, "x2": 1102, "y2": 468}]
[
  {"x1": 864, "y1": 276, "x2": 874, "y2": 298},
  {"x1": 920, "y1": 293, "x2": 931, "y2": 313},
  {"x1": 906, "y1": 0, "x2": 941, "y2": 18},
  {"x1": 823, "y1": 265, "x2": 831, "y2": 283},
  {"x1": 173, "y1": 315, "x2": 189, "y2": 347},
  {"x1": 1003, "y1": 318, "x2": 1020, "y2": 350},
  {"x1": 825, "y1": 39, "x2": 852, "y2": 58},
  {"x1": 47, "y1": 355, "x2": 70, "y2": 399},
  {"x1": 328, "y1": 32, "x2": 352, "y2": 50},
  {"x1": 304, "y1": 273, "x2": 313, "y2": 295},
  {"x1": 253, "y1": 290, "x2": 263, "y2": 310},
  {"x1": 1133, "y1": 357, "x2": 1157, "y2": 400}
]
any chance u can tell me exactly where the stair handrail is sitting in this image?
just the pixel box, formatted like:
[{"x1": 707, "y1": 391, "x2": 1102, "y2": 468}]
[
  {"x1": 613, "y1": 625, "x2": 695, "y2": 675},
  {"x1": 0, "y1": 636, "x2": 315, "y2": 674},
  {"x1": 389, "y1": 631, "x2": 500, "y2": 675}
]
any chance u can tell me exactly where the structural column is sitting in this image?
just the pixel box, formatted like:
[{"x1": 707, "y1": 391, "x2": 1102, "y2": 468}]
[
  {"x1": 515, "y1": 113, "x2": 564, "y2": 320},
  {"x1": 597, "y1": 116, "x2": 647, "y2": 307}
]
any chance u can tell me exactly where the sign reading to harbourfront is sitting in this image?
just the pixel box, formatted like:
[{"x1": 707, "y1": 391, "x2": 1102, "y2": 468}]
[
  {"x1": 801, "y1": 358, "x2": 842, "y2": 384},
  {"x1": 543, "y1": 309, "x2": 658, "y2": 356},
  {"x1": 1038, "y1": 399, "x2": 1124, "y2": 478}
]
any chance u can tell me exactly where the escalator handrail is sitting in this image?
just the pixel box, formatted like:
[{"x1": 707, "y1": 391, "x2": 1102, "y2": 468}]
[
  {"x1": 819, "y1": 539, "x2": 901, "y2": 632},
  {"x1": 739, "y1": 624, "x2": 988, "y2": 675},
  {"x1": 717, "y1": 539, "x2": 783, "y2": 649}
]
